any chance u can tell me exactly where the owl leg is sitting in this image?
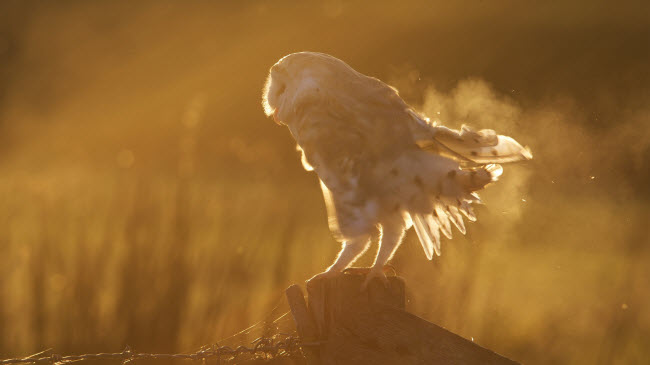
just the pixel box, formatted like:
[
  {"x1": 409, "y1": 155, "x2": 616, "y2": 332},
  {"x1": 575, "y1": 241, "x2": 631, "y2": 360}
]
[
  {"x1": 362, "y1": 224, "x2": 404, "y2": 290},
  {"x1": 308, "y1": 236, "x2": 370, "y2": 282}
]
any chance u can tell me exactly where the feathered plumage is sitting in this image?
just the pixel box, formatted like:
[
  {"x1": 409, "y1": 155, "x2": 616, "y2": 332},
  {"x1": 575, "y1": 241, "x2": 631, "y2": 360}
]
[{"x1": 262, "y1": 52, "x2": 532, "y2": 287}]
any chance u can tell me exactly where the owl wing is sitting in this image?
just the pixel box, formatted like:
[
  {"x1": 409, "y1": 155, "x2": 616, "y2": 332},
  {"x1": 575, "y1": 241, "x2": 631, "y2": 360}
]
[
  {"x1": 406, "y1": 110, "x2": 532, "y2": 167},
  {"x1": 295, "y1": 144, "x2": 355, "y2": 238},
  {"x1": 292, "y1": 109, "x2": 376, "y2": 240},
  {"x1": 399, "y1": 110, "x2": 531, "y2": 258}
]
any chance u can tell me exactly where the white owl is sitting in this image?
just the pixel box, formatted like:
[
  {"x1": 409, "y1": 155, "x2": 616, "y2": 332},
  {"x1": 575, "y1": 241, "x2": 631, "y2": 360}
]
[{"x1": 262, "y1": 52, "x2": 532, "y2": 288}]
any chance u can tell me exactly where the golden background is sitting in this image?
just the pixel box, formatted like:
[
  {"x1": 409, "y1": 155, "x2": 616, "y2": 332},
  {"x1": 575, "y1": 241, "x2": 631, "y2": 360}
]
[{"x1": 0, "y1": 1, "x2": 648, "y2": 364}]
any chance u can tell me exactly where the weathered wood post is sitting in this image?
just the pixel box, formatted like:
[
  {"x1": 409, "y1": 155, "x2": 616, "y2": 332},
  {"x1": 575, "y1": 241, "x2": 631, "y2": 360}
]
[
  {"x1": 286, "y1": 272, "x2": 519, "y2": 365},
  {"x1": 286, "y1": 284, "x2": 320, "y2": 365}
]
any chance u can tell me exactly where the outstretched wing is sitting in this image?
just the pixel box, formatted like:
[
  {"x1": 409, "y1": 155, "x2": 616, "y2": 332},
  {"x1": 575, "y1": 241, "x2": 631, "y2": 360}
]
[
  {"x1": 400, "y1": 110, "x2": 531, "y2": 259},
  {"x1": 406, "y1": 110, "x2": 532, "y2": 167}
]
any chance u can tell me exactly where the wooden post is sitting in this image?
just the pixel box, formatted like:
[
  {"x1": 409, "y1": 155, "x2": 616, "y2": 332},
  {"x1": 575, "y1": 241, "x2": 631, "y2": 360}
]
[
  {"x1": 285, "y1": 284, "x2": 320, "y2": 365},
  {"x1": 287, "y1": 272, "x2": 520, "y2": 365},
  {"x1": 305, "y1": 272, "x2": 405, "y2": 339}
]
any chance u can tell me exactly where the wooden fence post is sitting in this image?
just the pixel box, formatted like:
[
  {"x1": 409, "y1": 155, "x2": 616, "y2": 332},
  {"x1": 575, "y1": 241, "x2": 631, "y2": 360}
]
[
  {"x1": 287, "y1": 272, "x2": 520, "y2": 365},
  {"x1": 286, "y1": 284, "x2": 320, "y2": 365}
]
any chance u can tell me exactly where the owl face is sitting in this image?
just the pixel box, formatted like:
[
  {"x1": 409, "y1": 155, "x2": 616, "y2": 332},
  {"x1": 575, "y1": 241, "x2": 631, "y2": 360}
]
[{"x1": 263, "y1": 52, "x2": 356, "y2": 125}]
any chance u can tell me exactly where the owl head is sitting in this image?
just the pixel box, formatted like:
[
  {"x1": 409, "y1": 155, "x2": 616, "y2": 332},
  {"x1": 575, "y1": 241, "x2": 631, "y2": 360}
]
[{"x1": 262, "y1": 52, "x2": 360, "y2": 125}]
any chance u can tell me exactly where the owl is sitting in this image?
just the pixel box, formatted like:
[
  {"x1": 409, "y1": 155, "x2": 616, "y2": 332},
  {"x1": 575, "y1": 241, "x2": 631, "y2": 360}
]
[{"x1": 262, "y1": 52, "x2": 532, "y2": 288}]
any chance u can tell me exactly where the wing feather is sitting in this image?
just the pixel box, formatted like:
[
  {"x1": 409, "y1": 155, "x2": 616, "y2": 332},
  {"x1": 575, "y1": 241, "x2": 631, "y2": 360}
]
[
  {"x1": 413, "y1": 214, "x2": 435, "y2": 260},
  {"x1": 447, "y1": 205, "x2": 466, "y2": 235},
  {"x1": 424, "y1": 214, "x2": 442, "y2": 256},
  {"x1": 434, "y1": 204, "x2": 453, "y2": 239}
]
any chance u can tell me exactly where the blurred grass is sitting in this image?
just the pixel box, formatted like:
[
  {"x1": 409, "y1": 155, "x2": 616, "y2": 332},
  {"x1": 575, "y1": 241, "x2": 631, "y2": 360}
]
[
  {"x1": 0, "y1": 1, "x2": 649, "y2": 364},
  {"x1": 0, "y1": 167, "x2": 327, "y2": 351},
  {"x1": 0, "y1": 136, "x2": 648, "y2": 364}
]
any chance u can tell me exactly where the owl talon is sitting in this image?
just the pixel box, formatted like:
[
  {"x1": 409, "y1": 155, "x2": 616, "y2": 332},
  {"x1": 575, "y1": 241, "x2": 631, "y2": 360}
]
[{"x1": 361, "y1": 268, "x2": 389, "y2": 291}]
